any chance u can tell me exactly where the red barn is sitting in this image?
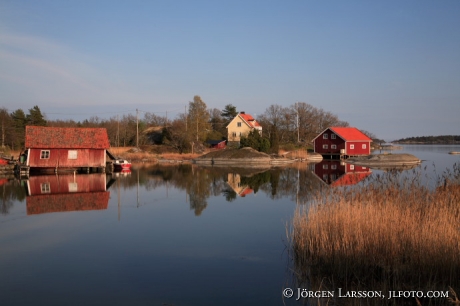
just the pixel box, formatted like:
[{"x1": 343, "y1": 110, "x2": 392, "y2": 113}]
[
  {"x1": 312, "y1": 127, "x2": 372, "y2": 158},
  {"x1": 23, "y1": 126, "x2": 110, "y2": 172}
]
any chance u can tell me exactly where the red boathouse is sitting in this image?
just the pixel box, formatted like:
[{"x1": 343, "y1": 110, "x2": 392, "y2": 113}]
[
  {"x1": 312, "y1": 127, "x2": 372, "y2": 158},
  {"x1": 23, "y1": 126, "x2": 110, "y2": 172}
]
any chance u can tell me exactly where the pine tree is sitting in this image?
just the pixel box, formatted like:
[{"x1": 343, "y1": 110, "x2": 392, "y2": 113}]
[{"x1": 26, "y1": 105, "x2": 47, "y2": 126}]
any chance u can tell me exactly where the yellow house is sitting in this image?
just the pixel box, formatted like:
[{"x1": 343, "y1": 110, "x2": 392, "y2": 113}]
[{"x1": 226, "y1": 112, "x2": 262, "y2": 143}]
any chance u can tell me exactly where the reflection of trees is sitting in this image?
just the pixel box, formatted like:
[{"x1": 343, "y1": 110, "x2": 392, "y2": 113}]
[
  {"x1": 258, "y1": 165, "x2": 324, "y2": 204},
  {"x1": 1, "y1": 179, "x2": 27, "y2": 215},
  {"x1": 111, "y1": 163, "x2": 325, "y2": 214}
]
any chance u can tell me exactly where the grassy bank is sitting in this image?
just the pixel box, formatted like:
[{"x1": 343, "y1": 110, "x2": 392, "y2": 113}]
[{"x1": 290, "y1": 164, "x2": 460, "y2": 304}]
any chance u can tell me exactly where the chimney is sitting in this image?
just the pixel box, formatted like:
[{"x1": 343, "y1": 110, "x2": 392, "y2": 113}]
[{"x1": 240, "y1": 111, "x2": 245, "y2": 114}]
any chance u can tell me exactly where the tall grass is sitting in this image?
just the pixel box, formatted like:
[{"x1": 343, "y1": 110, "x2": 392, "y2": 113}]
[{"x1": 290, "y1": 164, "x2": 460, "y2": 303}]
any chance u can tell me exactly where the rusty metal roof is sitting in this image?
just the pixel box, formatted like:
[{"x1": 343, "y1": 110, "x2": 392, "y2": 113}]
[{"x1": 25, "y1": 126, "x2": 110, "y2": 149}]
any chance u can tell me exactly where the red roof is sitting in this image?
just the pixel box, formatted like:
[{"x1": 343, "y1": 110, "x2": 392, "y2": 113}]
[
  {"x1": 330, "y1": 172, "x2": 371, "y2": 186},
  {"x1": 26, "y1": 192, "x2": 110, "y2": 215},
  {"x1": 329, "y1": 127, "x2": 372, "y2": 141},
  {"x1": 239, "y1": 113, "x2": 261, "y2": 128},
  {"x1": 25, "y1": 126, "x2": 110, "y2": 149}
]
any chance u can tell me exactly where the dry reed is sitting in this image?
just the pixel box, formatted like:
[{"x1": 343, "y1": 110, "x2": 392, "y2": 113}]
[{"x1": 290, "y1": 164, "x2": 460, "y2": 302}]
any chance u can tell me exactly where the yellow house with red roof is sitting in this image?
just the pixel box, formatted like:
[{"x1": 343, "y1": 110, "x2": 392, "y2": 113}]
[{"x1": 226, "y1": 112, "x2": 262, "y2": 144}]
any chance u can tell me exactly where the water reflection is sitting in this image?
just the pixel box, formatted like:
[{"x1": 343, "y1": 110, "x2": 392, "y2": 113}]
[
  {"x1": 312, "y1": 160, "x2": 372, "y2": 186},
  {"x1": 0, "y1": 178, "x2": 26, "y2": 215},
  {"x1": 25, "y1": 174, "x2": 111, "y2": 215},
  {"x1": 110, "y1": 164, "x2": 325, "y2": 216}
]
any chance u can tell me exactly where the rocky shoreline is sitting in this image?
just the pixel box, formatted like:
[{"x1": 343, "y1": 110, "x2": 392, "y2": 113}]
[
  {"x1": 193, "y1": 147, "x2": 297, "y2": 165},
  {"x1": 347, "y1": 153, "x2": 421, "y2": 167}
]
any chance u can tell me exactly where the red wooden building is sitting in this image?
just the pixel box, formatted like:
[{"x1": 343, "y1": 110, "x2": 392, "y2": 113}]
[
  {"x1": 23, "y1": 126, "x2": 110, "y2": 172},
  {"x1": 206, "y1": 139, "x2": 227, "y2": 150},
  {"x1": 312, "y1": 127, "x2": 372, "y2": 158},
  {"x1": 26, "y1": 174, "x2": 110, "y2": 215}
]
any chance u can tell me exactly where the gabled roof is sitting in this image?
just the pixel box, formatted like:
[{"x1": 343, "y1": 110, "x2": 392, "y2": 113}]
[
  {"x1": 313, "y1": 127, "x2": 372, "y2": 142},
  {"x1": 25, "y1": 126, "x2": 110, "y2": 149},
  {"x1": 238, "y1": 113, "x2": 261, "y2": 128},
  {"x1": 330, "y1": 172, "x2": 371, "y2": 187},
  {"x1": 26, "y1": 192, "x2": 110, "y2": 215}
]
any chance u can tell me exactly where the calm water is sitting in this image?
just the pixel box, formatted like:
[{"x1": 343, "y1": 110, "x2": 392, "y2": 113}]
[{"x1": 1, "y1": 145, "x2": 459, "y2": 306}]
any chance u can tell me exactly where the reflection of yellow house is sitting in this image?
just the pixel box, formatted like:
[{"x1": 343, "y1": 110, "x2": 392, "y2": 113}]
[
  {"x1": 226, "y1": 173, "x2": 253, "y2": 197},
  {"x1": 226, "y1": 112, "x2": 262, "y2": 144}
]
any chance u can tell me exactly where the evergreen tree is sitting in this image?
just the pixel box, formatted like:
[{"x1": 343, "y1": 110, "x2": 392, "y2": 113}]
[
  {"x1": 220, "y1": 104, "x2": 238, "y2": 124},
  {"x1": 26, "y1": 105, "x2": 47, "y2": 126},
  {"x1": 239, "y1": 129, "x2": 270, "y2": 153},
  {"x1": 10, "y1": 109, "x2": 27, "y2": 149}
]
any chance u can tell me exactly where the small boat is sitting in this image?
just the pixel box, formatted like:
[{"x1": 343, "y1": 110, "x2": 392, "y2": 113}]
[
  {"x1": 113, "y1": 159, "x2": 132, "y2": 171},
  {"x1": 448, "y1": 151, "x2": 460, "y2": 155}
]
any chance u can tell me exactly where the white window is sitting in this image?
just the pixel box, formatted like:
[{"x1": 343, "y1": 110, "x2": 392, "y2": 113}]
[
  {"x1": 69, "y1": 183, "x2": 78, "y2": 192},
  {"x1": 232, "y1": 132, "x2": 236, "y2": 137},
  {"x1": 350, "y1": 165, "x2": 355, "y2": 170},
  {"x1": 331, "y1": 144, "x2": 337, "y2": 149},
  {"x1": 323, "y1": 144, "x2": 328, "y2": 149},
  {"x1": 362, "y1": 144, "x2": 367, "y2": 149},
  {"x1": 350, "y1": 144, "x2": 355, "y2": 149},
  {"x1": 41, "y1": 183, "x2": 50, "y2": 193},
  {"x1": 331, "y1": 164, "x2": 337, "y2": 170},
  {"x1": 68, "y1": 150, "x2": 78, "y2": 159},
  {"x1": 331, "y1": 134, "x2": 336, "y2": 139},
  {"x1": 237, "y1": 122, "x2": 242, "y2": 127},
  {"x1": 322, "y1": 164, "x2": 328, "y2": 169},
  {"x1": 40, "y1": 150, "x2": 50, "y2": 159},
  {"x1": 323, "y1": 134, "x2": 328, "y2": 139}
]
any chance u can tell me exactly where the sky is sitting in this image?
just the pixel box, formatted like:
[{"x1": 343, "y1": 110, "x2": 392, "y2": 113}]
[{"x1": 1, "y1": 0, "x2": 459, "y2": 141}]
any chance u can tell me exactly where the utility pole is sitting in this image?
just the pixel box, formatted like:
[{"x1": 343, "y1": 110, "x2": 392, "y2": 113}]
[
  {"x1": 136, "y1": 109, "x2": 139, "y2": 148},
  {"x1": 1, "y1": 120, "x2": 4, "y2": 148},
  {"x1": 185, "y1": 105, "x2": 187, "y2": 132},
  {"x1": 296, "y1": 102, "x2": 300, "y2": 143}
]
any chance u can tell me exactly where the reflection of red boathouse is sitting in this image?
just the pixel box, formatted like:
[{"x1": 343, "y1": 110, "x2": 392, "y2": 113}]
[
  {"x1": 26, "y1": 174, "x2": 110, "y2": 215},
  {"x1": 313, "y1": 160, "x2": 371, "y2": 186}
]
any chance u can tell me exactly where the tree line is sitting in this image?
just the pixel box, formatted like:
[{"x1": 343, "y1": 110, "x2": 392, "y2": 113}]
[
  {"x1": 1, "y1": 96, "x2": 376, "y2": 153},
  {"x1": 394, "y1": 135, "x2": 460, "y2": 144}
]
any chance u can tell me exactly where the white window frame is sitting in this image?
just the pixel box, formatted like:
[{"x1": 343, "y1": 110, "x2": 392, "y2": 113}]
[
  {"x1": 41, "y1": 183, "x2": 50, "y2": 193},
  {"x1": 68, "y1": 150, "x2": 78, "y2": 159},
  {"x1": 362, "y1": 144, "x2": 367, "y2": 149},
  {"x1": 350, "y1": 144, "x2": 355, "y2": 149},
  {"x1": 40, "y1": 150, "x2": 50, "y2": 159},
  {"x1": 331, "y1": 134, "x2": 336, "y2": 139},
  {"x1": 69, "y1": 183, "x2": 78, "y2": 192},
  {"x1": 237, "y1": 122, "x2": 242, "y2": 127},
  {"x1": 331, "y1": 144, "x2": 337, "y2": 149},
  {"x1": 323, "y1": 144, "x2": 328, "y2": 149},
  {"x1": 323, "y1": 134, "x2": 328, "y2": 139}
]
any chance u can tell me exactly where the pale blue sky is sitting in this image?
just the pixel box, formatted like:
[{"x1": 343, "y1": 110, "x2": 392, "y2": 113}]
[{"x1": 1, "y1": 0, "x2": 459, "y2": 140}]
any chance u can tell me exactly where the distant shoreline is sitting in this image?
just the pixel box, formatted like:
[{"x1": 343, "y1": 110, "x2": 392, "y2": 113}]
[{"x1": 392, "y1": 142, "x2": 460, "y2": 145}]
